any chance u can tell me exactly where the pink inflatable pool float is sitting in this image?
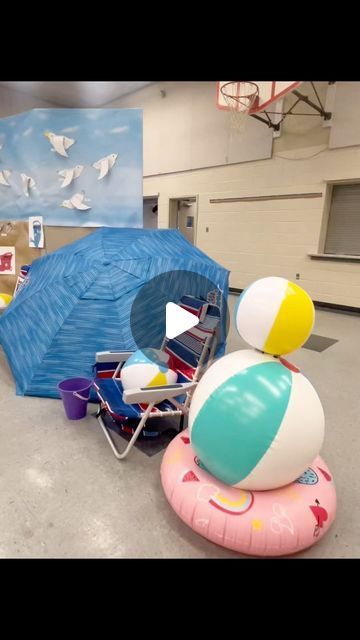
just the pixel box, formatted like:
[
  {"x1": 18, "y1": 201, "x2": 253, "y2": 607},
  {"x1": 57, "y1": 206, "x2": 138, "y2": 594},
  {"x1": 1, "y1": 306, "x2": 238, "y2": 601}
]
[{"x1": 161, "y1": 430, "x2": 336, "y2": 556}]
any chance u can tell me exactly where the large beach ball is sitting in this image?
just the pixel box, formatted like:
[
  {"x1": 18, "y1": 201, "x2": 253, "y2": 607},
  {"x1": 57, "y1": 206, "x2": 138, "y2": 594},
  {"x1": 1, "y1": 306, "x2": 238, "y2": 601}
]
[
  {"x1": 121, "y1": 348, "x2": 178, "y2": 391},
  {"x1": 234, "y1": 277, "x2": 314, "y2": 355},
  {"x1": 0, "y1": 293, "x2": 13, "y2": 309},
  {"x1": 189, "y1": 349, "x2": 324, "y2": 490}
]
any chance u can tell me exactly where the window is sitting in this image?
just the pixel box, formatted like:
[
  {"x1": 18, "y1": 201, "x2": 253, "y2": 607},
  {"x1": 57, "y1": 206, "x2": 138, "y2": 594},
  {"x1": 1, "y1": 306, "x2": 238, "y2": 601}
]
[{"x1": 325, "y1": 183, "x2": 360, "y2": 255}]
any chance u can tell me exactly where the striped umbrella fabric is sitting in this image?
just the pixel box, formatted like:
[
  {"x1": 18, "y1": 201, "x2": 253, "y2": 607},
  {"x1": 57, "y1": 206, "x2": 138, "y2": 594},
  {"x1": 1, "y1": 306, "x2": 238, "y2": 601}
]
[{"x1": 0, "y1": 227, "x2": 229, "y2": 399}]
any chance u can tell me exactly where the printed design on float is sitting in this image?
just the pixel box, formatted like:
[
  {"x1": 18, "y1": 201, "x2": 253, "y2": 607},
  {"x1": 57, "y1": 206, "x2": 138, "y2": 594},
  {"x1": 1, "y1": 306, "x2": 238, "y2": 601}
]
[
  {"x1": 310, "y1": 499, "x2": 328, "y2": 537},
  {"x1": 278, "y1": 486, "x2": 301, "y2": 502},
  {"x1": 194, "y1": 455, "x2": 208, "y2": 471},
  {"x1": 182, "y1": 470, "x2": 200, "y2": 482},
  {"x1": 270, "y1": 503, "x2": 295, "y2": 535},
  {"x1": 197, "y1": 484, "x2": 220, "y2": 502},
  {"x1": 190, "y1": 451, "x2": 255, "y2": 515},
  {"x1": 195, "y1": 518, "x2": 209, "y2": 528},
  {"x1": 209, "y1": 490, "x2": 254, "y2": 515},
  {"x1": 295, "y1": 467, "x2": 319, "y2": 485},
  {"x1": 317, "y1": 467, "x2": 332, "y2": 482},
  {"x1": 166, "y1": 451, "x2": 182, "y2": 466},
  {"x1": 252, "y1": 519, "x2": 263, "y2": 531}
]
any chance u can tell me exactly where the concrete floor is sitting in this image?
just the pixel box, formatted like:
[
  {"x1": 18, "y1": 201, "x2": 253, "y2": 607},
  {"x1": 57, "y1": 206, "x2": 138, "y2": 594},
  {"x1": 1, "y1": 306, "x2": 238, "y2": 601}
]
[{"x1": 0, "y1": 295, "x2": 359, "y2": 558}]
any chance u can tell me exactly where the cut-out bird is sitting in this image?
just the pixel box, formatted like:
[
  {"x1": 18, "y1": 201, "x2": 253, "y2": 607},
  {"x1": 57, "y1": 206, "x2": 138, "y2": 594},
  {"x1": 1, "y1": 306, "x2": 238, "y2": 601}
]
[
  {"x1": 92, "y1": 153, "x2": 118, "y2": 180},
  {"x1": 21, "y1": 173, "x2": 36, "y2": 197},
  {"x1": 44, "y1": 131, "x2": 75, "y2": 157},
  {"x1": 60, "y1": 191, "x2": 91, "y2": 211},
  {"x1": 58, "y1": 164, "x2": 84, "y2": 188},
  {"x1": 0, "y1": 169, "x2": 11, "y2": 187}
]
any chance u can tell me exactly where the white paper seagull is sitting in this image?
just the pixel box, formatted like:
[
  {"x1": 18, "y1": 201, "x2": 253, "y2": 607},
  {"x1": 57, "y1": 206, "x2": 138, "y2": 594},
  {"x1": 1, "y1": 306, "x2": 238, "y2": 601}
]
[
  {"x1": 20, "y1": 173, "x2": 36, "y2": 197},
  {"x1": 60, "y1": 191, "x2": 91, "y2": 211},
  {"x1": 58, "y1": 164, "x2": 84, "y2": 188},
  {"x1": 0, "y1": 169, "x2": 11, "y2": 187},
  {"x1": 92, "y1": 153, "x2": 118, "y2": 180},
  {"x1": 44, "y1": 131, "x2": 75, "y2": 157}
]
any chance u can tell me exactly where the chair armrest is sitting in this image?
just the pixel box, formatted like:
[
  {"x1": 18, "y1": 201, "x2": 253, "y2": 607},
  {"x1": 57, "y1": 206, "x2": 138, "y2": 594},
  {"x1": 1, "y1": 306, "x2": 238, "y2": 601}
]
[
  {"x1": 95, "y1": 351, "x2": 134, "y2": 364},
  {"x1": 123, "y1": 382, "x2": 197, "y2": 405}
]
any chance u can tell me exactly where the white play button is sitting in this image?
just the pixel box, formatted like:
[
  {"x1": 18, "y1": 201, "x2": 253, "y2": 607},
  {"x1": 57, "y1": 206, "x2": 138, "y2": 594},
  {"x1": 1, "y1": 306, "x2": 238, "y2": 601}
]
[{"x1": 165, "y1": 302, "x2": 199, "y2": 339}]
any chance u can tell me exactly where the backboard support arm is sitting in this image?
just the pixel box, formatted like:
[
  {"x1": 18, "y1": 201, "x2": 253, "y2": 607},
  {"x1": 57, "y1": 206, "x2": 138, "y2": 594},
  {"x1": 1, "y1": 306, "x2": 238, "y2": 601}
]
[
  {"x1": 249, "y1": 83, "x2": 334, "y2": 131},
  {"x1": 291, "y1": 90, "x2": 332, "y2": 120},
  {"x1": 250, "y1": 113, "x2": 281, "y2": 132}
]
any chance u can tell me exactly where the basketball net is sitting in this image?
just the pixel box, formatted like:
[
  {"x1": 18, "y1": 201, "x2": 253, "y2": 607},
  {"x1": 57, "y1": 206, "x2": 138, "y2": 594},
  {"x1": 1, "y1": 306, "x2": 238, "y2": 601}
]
[{"x1": 220, "y1": 81, "x2": 259, "y2": 135}]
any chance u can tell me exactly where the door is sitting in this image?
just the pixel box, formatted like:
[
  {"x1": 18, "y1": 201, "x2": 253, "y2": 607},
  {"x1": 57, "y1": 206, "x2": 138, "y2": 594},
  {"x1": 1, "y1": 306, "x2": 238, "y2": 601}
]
[
  {"x1": 171, "y1": 198, "x2": 197, "y2": 244},
  {"x1": 143, "y1": 197, "x2": 158, "y2": 228}
]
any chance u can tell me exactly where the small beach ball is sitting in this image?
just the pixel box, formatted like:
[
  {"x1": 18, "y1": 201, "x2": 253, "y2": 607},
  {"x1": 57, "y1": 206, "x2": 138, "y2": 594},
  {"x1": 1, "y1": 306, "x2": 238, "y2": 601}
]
[
  {"x1": 121, "y1": 348, "x2": 178, "y2": 391},
  {"x1": 0, "y1": 293, "x2": 13, "y2": 309},
  {"x1": 189, "y1": 349, "x2": 324, "y2": 490},
  {"x1": 234, "y1": 277, "x2": 315, "y2": 355}
]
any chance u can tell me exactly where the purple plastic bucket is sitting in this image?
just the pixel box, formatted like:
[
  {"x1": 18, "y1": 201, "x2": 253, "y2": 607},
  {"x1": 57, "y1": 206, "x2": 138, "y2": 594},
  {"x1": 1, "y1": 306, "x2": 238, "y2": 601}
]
[{"x1": 58, "y1": 377, "x2": 93, "y2": 420}]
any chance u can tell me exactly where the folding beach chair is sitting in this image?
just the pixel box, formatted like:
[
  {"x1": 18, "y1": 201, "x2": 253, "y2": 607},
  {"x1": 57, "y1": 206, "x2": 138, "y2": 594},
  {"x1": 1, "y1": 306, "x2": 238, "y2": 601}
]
[{"x1": 93, "y1": 295, "x2": 221, "y2": 460}]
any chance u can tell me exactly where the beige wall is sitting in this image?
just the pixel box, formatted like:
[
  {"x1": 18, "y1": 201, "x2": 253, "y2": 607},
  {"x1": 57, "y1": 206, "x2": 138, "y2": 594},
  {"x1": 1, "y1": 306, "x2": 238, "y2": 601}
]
[
  {"x1": 2, "y1": 82, "x2": 360, "y2": 306},
  {"x1": 105, "y1": 81, "x2": 273, "y2": 174},
  {"x1": 113, "y1": 82, "x2": 360, "y2": 308},
  {"x1": 275, "y1": 82, "x2": 330, "y2": 152}
]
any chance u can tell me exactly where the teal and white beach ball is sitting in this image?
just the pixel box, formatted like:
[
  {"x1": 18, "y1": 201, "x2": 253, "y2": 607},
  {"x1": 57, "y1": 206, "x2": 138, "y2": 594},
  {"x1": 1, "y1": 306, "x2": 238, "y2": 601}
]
[
  {"x1": 189, "y1": 349, "x2": 324, "y2": 490},
  {"x1": 121, "y1": 348, "x2": 178, "y2": 391}
]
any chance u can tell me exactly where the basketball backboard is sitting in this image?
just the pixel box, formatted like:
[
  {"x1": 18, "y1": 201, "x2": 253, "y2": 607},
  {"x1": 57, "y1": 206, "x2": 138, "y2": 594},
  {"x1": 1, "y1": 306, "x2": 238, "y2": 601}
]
[{"x1": 217, "y1": 81, "x2": 302, "y2": 114}]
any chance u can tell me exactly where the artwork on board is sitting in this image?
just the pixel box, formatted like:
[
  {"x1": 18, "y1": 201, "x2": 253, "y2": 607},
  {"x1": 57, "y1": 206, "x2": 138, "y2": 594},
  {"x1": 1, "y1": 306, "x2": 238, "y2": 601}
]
[
  {"x1": 0, "y1": 246, "x2": 16, "y2": 275},
  {"x1": 13, "y1": 264, "x2": 31, "y2": 297},
  {"x1": 0, "y1": 108, "x2": 143, "y2": 228},
  {"x1": 28, "y1": 216, "x2": 44, "y2": 248}
]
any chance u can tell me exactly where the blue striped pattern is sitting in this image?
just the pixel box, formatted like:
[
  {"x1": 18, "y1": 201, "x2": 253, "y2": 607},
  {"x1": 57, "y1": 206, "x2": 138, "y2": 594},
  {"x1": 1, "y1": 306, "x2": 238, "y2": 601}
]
[
  {"x1": 94, "y1": 297, "x2": 220, "y2": 417},
  {"x1": 0, "y1": 228, "x2": 229, "y2": 399},
  {"x1": 164, "y1": 299, "x2": 220, "y2": 383}
]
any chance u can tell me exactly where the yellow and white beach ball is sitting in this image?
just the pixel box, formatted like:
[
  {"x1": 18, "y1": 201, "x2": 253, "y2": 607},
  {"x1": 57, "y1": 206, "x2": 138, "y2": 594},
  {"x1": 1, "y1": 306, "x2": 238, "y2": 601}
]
[
  {"x1": 121, "y1": 348, "x2": 178, "y2": 391},
  {"x1": 0, "y1": 293, "x2": 13, "y2": 309},
  {"x1": 234, "y1": 277, "x2": 314, "y2": 355}
]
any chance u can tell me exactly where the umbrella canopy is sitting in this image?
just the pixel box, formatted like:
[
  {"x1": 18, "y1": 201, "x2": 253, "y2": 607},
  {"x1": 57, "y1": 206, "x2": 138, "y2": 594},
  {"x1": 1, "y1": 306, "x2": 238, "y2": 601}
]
[{"x1": 0, "y1": 227, "x2": 229, "y2": 399}]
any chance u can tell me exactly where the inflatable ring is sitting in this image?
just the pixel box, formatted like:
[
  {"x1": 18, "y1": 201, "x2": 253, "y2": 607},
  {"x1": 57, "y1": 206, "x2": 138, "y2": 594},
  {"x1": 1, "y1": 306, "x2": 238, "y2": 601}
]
[{"x1": 161, "y1": 430, "x2": 336, "y2": 556}]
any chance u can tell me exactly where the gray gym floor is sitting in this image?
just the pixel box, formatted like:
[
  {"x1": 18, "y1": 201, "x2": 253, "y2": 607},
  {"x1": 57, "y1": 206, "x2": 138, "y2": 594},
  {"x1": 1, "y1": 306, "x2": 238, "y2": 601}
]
[{"x1": 0, "y1": 295, "x2": 358, "y2": 558}]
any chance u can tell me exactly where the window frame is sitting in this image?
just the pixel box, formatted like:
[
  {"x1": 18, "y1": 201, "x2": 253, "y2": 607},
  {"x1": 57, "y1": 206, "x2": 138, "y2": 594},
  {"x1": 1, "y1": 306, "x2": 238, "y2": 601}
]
[{"x1": 313, "y1": 179, "x2": 360, "y2": 260}]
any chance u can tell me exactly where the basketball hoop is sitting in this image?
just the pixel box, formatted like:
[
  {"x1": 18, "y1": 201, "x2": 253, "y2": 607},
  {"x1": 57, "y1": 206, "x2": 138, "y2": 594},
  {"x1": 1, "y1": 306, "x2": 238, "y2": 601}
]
[{"x1": 220, "y1": 81, "x2": 259, "y2": 134}]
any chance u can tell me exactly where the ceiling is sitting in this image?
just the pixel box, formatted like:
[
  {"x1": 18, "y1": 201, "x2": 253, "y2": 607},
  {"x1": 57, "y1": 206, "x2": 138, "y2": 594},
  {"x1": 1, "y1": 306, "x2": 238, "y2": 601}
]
[{"x1": 0, "y1": 81, "x2": 153, "y2": 107}]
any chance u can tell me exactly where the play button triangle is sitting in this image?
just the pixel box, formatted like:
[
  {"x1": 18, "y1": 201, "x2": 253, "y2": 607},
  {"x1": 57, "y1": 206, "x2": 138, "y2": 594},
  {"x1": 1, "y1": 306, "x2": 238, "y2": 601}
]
[{"x1": 165, "y1": 302, "x2": 199, "y2": 339}]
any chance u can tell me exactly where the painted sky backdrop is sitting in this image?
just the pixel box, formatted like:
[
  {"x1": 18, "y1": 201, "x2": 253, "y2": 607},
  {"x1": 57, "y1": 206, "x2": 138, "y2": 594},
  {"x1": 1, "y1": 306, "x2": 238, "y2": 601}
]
[{"x1": 0, "y1": 108, "x2": 143, "y2": 227}]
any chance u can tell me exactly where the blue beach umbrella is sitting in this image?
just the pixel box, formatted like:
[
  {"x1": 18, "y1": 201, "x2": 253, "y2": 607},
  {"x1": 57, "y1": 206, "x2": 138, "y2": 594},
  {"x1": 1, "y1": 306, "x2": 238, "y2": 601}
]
[{"x1": 0, "y1": 227, "x2": 229, "y2": 399}]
